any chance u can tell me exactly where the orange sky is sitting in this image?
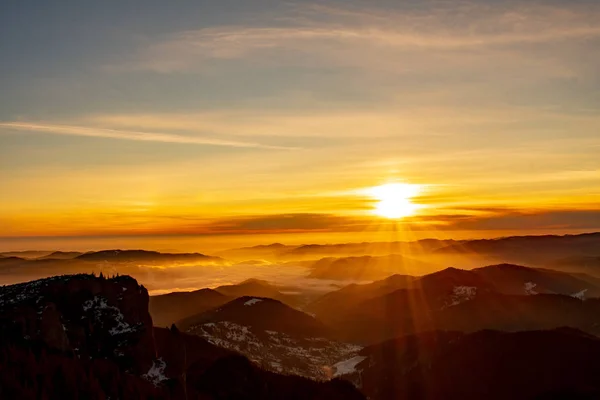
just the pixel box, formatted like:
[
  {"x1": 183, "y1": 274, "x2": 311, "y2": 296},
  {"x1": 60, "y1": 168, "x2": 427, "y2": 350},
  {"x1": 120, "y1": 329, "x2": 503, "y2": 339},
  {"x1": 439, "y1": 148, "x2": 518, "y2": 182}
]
[{"x1": 1, "y1": 1, "x2": 599, "y2": 246}]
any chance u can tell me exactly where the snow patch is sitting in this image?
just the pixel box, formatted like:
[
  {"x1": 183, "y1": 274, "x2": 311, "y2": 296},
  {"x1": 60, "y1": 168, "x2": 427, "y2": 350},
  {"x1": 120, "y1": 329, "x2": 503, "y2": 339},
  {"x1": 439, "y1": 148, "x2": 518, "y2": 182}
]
[
  {"x1": 333, "y1": 356, "x2": 367, "y2": 377},
  {"x1": 572, "y1": 289, "x2": 587, "y2": 300},
  {"x1": 187, "y1": 321, "x2": 362, "y2": 380},
  {"x1": 446, "y1": 286, "x2": 477, "y2": 307},
  {"x1": 244, "y1": 298, "x2": 263, "y2": 306},
  {"x1": 524, "y1": 282, "x2": 537, "y2": 295},
  {"x1": 143, "y1": 358, "x2": 168, "y2": 386},
  {"x1": 82, "y1": 296, "x2": 136, "y2": 335}
]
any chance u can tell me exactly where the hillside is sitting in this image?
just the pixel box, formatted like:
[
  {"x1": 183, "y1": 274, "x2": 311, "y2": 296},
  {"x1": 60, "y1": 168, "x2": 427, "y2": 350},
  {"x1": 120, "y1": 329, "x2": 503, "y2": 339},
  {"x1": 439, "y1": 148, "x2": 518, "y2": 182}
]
[
  {"x1": 181, "y1": 296, "x2": 329, "y2": 336},
  {"x1": 338, "y1": 328, "x2": 600, "y2": 400},
  {"x1": 183, "y1": 296, "x2": 361, "y2": 379}
]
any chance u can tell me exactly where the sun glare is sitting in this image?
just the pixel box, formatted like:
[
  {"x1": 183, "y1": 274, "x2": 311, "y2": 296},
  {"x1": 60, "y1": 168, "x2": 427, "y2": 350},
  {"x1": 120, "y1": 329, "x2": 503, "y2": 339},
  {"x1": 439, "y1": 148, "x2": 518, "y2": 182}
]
[{"x1": 369, "y1": 183, "x2": 422, "y2": 219}]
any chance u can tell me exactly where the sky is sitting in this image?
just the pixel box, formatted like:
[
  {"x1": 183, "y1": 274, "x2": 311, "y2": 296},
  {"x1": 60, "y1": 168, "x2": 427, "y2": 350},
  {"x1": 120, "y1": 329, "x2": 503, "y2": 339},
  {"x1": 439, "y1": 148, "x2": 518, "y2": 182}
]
[{"x1": 1, "y1": 0, "x2": 599, "y2": 249}]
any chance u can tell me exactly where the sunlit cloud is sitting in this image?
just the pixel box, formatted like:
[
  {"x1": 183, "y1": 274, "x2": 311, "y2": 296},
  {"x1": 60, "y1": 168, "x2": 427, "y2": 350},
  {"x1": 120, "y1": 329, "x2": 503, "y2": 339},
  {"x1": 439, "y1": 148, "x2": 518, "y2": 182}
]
[
  {"x1": 4, "y1": 207, "x2": 600, "y2": 239},
  {"x1": 85, "y1": 107, "x2": 600, "y2": 139},
  {"x1": 121, "y1": 2, "x2": 600, "y2": 73},
  {"x1": 0, "y1": 122, "x2": 297, "y2": 150}
]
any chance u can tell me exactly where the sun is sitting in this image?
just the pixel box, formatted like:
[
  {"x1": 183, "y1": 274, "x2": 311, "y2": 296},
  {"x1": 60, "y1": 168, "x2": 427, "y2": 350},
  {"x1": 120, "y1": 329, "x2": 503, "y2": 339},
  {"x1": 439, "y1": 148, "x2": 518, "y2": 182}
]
[{"x1": 368, "y1": 183, "x2": 421, "y2": 219}]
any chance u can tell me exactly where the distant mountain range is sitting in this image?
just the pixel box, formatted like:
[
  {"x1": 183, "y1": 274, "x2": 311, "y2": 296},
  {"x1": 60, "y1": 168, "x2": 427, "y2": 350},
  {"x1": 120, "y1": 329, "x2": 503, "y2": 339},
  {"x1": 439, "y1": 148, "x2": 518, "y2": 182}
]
[
  {"x1": 37, "y1": 251, "x2": 83, "y2": 260},
  {"x1": 217, "y1": 232, "x2": 600, "y2": 273},
  {"x1": 2, "y1": 232, "x2": 599, "y2": 289},
  {"x1": 75, "y1": 249, "x2": 223, "y2": 263},
  {"x1": 307, "y1": 264, "x2": 600, "y2": 343},
  {"x1": 307, "y1": 254, "x2": 435, "y2": 280},
  {"x1": 0, "y1": 250, "x2": 226, "y2": 287},
  {"x1": 216, "y1": 239, "x2": 456, "y2": 261},
  {"x1": 0, "y1": 249, "x2": 223, "y2": 264},
  {"x1": 0, "y1": 250, "x2": 54, "y2": 259}
]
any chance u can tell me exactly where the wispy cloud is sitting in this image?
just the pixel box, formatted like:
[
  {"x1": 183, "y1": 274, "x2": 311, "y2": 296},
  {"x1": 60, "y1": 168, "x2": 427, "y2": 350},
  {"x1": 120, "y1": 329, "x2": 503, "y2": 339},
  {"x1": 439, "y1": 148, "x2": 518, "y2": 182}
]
[
  {"x1": 85, "y1": 107, "x2": 600, "y2": 140},
  {"x1": 0, "y1": 122, "x2": 296, "y2": 150},
  {"x1": 6, "y1": 208, "x2": 599, "y2": 238},
  {"x1": 121, "y1": 2, "x2": 600, "y2": 73}
]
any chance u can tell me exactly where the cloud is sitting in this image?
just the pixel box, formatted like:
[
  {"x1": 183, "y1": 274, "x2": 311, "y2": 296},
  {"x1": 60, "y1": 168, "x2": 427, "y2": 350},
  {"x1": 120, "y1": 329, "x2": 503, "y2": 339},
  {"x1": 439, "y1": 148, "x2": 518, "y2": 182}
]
[
  {"x1": 84, "y1": 107, "x2": 600, "y2": 140},
  {"x1": 168, "y1": 213, "x2": 367, "y2": 235},
  {"x1": 0, "y1": 122, "x2": 296, "y2": 150},
  {"x1": 224, "y1": 209, "x2": 600, "y2": 234},
  {"x1": 120, "y1": 2, "x2": 600, "y2": 73},
  {"x1": 423, "y1": 209, "x2": 600, "y2": 231},
  {"x1": 110, "y1": 209, "x2": 600, "y2": 236},
  {"x1": 3, "y1": 207, "x2": 599, "y2": 240}
]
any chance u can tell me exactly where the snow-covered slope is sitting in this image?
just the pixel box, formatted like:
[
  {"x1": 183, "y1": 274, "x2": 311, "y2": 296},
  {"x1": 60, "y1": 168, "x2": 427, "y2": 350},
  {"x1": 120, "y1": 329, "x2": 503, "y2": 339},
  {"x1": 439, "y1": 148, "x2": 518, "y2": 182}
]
[
  {"x1": 189, "y1": 321, "x2": 361, "y2": 379},
  {"x1": 185, "y1": 296, "x2": 363, "y2": 379}
]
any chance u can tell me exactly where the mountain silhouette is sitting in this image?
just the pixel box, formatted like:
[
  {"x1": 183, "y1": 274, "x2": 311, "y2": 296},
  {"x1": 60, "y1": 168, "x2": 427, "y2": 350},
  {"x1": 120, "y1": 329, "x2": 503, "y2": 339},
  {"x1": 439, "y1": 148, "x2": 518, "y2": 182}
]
[
  {"x1": 339, "y1": 328, "x2": 600, "y2": 400},
  {"x1": 309, "y1": 265, "x2": 600, "y2": 343},
  {"x1": 308, "y1": 254, "x2": 434, "y2": 280},
  {"x1": 76, "y1": 249, "x2": 223, "y2": 263},
  {"x1": 0, "y1": 274, "x2": 364, "y2": 399},
  {"x1": 149, "y1": 288, "x2": 232, "y2": 328}
]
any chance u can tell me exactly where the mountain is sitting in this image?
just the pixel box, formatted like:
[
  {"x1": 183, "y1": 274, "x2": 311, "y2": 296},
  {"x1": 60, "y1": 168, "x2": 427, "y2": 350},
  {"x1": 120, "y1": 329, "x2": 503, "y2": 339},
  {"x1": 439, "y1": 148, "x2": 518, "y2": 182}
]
[
  {"x1": 215, "y1": 278, "x2": 300, "y2": 306},
  {"x1": 472, "y1": 263, "x2": 600, "y2": 296},
  {"x1": 338, "y1": 328, "x2": 600, "y2": 400},
  {"x1": 307, "y1": 254, "x2": 435, "y2": 281},
  {"x1": 307, "y1": 274, "x2": 417, "y2": 318},
  {"x1": 282, "y1": 240, "x2": 454, "y2": 260},
  {"x1": 149, "y1": 288, "x2": 232, "y2": 327},
  {"x1": 180, "y1": 296, "x2": 329, "y2": 336},
  {"x1": 550, "y1": 256, "x2": 600, "y2": 274},
  {"x1": 0, "y1": 251, "x2": 52, "y2": 259},
  {"x1": 75, "y1": 249, "x2": 223, "y2": 264},
  {"x1": 0, "y1": 274, "x2": 364, "y2": 399},
  {"x1": 310, "y1": 264, "x2": 600, "y2": 319},
  {"x1": 310, "y1": 265, "x2": 600, "y2": 343},
  {"x1": 0, "y1": 256, "x2": 27, "y2": 264},
  {"x1": 218, "y1": 232, "x2": 600, "y2": 268},
  {"x1": 149, "y1": 278, "x2": 310, "y2": 328},
  {"x1": 217, "y1": 239, "x2": 459, "y2": 262},
  {"x1": 182, "y1": 296, "x2": 361, "y2": 379},
  {"x1": 433, "y1": 232, "x2": 600, "y2": 267},
  {"x1": 36, "y1": 251, "x2": 83, "y2": 260}
]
